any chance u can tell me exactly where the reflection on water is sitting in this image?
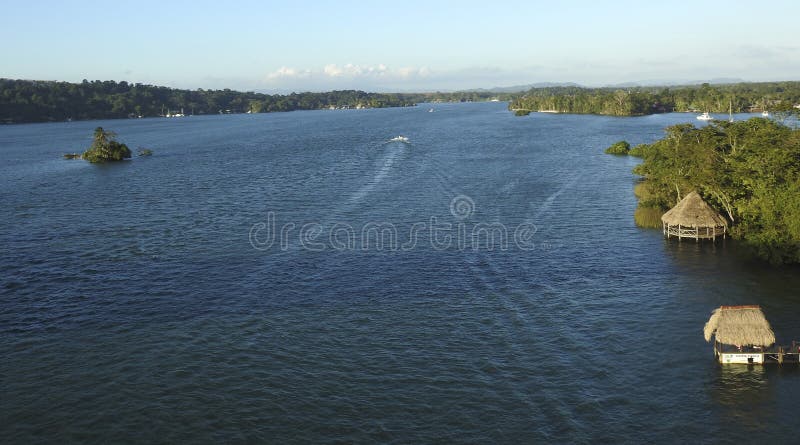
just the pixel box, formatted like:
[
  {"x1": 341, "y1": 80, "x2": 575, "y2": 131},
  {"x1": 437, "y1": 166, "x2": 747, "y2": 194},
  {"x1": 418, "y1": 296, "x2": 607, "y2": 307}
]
[
  {"x1": 710, "y1": 364, "x2": 800, "y2": 437},
  {"x1": 662, "y1": 237, "x2": 730, "y2": 266},
  {"x1": 3, "y1": 106, "x2": 800, "y2": 443},
  {"x1": 713, "y1": 365, "x2": 769, "y2": 400}
]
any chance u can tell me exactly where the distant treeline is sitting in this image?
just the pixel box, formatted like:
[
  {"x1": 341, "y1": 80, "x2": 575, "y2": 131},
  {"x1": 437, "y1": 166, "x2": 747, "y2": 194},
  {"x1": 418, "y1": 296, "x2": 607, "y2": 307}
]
[
  {"x1": 0, "y1": 78, "x2": 499, "y2": 124},
  {"x1": 511, "y1": 82, "x2": 800, "y2": 116}
]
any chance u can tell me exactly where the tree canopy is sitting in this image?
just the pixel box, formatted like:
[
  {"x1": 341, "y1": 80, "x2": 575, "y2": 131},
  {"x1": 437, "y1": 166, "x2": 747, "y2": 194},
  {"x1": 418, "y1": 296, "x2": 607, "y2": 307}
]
[
  {"x1": 0, "y1": 78, "x2": 500, "y2": 124},
  {"x1": 511, "y1": 82, "x2": 800, "y2": 117},
  {"x1": 630, "y1": 118, "x2": 800, "y2": 264},
  {"x1": 605, "y1": 140, "x2": 631, "y2": 155}
]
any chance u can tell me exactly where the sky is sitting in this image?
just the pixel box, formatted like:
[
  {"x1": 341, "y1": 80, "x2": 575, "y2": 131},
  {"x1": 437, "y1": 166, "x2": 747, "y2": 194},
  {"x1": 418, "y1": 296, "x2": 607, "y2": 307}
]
[{"x1": 2, "y1": 0, "x2": 799, "y2": 92}]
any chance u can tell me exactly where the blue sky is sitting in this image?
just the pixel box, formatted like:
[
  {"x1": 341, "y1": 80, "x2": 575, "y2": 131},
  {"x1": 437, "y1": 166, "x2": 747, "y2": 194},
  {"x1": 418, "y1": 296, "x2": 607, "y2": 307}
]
[{"x1": 2, "y1": 1, "x2": 799, "y2": 92}]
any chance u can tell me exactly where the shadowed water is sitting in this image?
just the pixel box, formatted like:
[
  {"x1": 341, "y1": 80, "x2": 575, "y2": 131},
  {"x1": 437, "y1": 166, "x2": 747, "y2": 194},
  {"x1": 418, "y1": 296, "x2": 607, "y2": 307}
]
[{"x1": 1, "y1": 103, "x2": 799, "y2": 443}]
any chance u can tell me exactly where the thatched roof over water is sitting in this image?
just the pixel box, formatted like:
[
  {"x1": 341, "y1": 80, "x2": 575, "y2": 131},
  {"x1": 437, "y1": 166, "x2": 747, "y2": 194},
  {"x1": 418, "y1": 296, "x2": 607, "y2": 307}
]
[
  {"x1": 661, "y1": 191, "x2": 728, "y2": 228},
  {"x1": 704, "y1": 305, "x2": 776, "y2": 347}
]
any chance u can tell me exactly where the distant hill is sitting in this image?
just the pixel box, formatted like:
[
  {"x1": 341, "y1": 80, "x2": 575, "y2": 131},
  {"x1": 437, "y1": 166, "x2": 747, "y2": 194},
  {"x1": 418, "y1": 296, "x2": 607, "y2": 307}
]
[
  {"x1": 463, "y1": 82, "x2": 581, "y2": 93},
  {"x1": 602, "y1": 78, "x2": 747, "y2": 88},
  {"x1": 467, "y1": 79, "x2": 749, "y2": 92}
]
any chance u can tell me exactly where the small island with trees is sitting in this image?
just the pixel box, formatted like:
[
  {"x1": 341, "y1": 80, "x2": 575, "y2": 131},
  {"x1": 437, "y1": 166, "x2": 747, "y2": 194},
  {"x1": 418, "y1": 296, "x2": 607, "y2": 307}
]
[
  {"x1": 604, "y1": 140, "x2": 631, "y2": 155},
  {"x1": 64, "y1": 127, "x2": 133, "y2": 163}
]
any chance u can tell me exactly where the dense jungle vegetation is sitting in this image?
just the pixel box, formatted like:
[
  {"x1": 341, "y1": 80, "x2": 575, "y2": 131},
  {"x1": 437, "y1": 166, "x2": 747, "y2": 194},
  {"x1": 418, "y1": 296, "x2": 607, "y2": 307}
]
[
  {"x1": 627, "y1": 118, "x2": 800, "y2": 264},
  {"x1": 0, "y1": 78, "x2": 497, "y2": 123},
  {"x1": 512, "y1": 82, "x2": 800, "y2": 117}
]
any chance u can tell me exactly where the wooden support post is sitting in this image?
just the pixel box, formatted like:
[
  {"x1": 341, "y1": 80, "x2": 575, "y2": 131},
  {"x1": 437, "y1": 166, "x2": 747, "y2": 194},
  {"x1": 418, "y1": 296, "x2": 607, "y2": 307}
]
[{"x1": 778, "y1": 346, "x2": 784, "y2": 364}]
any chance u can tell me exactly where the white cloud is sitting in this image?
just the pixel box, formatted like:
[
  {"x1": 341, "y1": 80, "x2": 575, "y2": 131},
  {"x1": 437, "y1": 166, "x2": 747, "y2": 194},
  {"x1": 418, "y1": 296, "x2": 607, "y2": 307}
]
[
  {"x1": 262, "y1": 63, "x2": 435, "y2": 91},
  {"x1": 265, "y1": 66, "x2": 311, "y2": 80},
  {"x1": 396, "y1": 67, "x2": 415, "y2": 78},
  {"x1": 270, "y1": 63, "x2": 430, "y2": 80},
  {"x1": 322, "y1": 63, "x2": 403, "y2": 78}
]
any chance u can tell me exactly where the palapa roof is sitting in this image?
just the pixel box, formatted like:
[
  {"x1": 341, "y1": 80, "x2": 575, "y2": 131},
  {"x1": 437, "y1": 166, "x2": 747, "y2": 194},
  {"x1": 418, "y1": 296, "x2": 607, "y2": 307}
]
[
  {"x1": 703, "y1": 305, "x2": 776, "y2": 347},
  {"x1": 661, "y1": 191, "x2": 728, "y2": 228}
]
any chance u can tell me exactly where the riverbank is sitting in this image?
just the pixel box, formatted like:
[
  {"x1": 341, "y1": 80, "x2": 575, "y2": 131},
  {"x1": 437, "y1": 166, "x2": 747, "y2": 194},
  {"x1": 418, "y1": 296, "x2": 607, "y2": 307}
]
[{"x1": 510, "y1": 81, "x2": 800, "y2": 117}]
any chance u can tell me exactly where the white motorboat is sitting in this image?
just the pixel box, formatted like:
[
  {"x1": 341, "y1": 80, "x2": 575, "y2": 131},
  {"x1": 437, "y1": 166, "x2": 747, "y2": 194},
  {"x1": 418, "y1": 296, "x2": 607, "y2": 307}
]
[
  {"x1": 390, "y1": 136, "x2": 409, "y2": 143},
  {"x1": 696, "y1": 112, "x2": 713, "y2": 121}
]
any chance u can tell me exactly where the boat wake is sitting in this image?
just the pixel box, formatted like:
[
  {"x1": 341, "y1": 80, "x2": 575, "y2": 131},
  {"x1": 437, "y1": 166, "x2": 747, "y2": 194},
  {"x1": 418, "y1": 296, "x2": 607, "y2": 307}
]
[
  {"x1": 348, "y1": 143, "x2": 404, "y2": 204},
  {"x1": 528, "y1": 175, "x2": 579, "y2": 222}
]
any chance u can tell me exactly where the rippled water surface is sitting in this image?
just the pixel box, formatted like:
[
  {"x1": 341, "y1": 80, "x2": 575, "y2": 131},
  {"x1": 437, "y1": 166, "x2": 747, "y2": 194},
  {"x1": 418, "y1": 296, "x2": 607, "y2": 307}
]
[{"x1": 2, "y1": 103, "x2": 799, "y2": 443}]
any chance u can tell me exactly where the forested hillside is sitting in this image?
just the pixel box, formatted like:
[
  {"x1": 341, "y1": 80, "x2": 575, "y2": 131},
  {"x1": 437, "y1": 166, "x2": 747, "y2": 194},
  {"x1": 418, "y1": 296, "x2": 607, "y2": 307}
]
[
  {"x1": 0, "y1": 78, "x2": 498, "y2": 123},
  {"x1": 511, "y1": 82, "x2": 800, "y2": 117}
]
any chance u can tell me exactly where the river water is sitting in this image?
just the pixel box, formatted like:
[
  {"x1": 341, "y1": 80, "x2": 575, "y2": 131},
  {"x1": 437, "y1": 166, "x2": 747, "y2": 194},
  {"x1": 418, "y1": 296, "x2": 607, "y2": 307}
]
[{"x1": 1, "y1": 103, "x2": 799, "y2": 443}]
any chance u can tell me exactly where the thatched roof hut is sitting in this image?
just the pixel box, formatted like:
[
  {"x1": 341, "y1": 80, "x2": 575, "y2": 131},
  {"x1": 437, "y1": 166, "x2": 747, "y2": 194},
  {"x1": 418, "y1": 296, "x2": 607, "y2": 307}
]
[
  {"x1": 704, "y1": 305, "x2": 776, "y2": 347},
  {"x1": 661, "y1": 191, "x2": 727, "y2": 240}
]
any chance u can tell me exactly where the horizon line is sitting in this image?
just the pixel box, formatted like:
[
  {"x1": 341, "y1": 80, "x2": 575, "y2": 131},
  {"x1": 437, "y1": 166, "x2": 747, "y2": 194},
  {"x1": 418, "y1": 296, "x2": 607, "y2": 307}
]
[{"x1": 5, "y1": 76, "x2": 800, "y2": 96}]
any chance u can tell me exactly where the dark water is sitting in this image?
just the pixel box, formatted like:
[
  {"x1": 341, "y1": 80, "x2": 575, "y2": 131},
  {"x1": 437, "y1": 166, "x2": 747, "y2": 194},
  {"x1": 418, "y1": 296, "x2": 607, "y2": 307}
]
[{"x1": 2, "y1": 103, "x2": 799, "y2": 443}]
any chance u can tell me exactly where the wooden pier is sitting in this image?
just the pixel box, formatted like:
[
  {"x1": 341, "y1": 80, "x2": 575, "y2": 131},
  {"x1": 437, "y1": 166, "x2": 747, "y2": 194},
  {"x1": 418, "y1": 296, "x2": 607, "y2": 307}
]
[{"x1": 714, "y1": 341, "x2": 800, "y2": 365}]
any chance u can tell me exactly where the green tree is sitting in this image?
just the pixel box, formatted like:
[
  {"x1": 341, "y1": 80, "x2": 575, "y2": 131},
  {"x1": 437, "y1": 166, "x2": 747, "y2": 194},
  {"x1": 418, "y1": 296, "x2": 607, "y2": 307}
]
[{"x1": 604, "y1": 140, "x2": 631, "y2": 155}]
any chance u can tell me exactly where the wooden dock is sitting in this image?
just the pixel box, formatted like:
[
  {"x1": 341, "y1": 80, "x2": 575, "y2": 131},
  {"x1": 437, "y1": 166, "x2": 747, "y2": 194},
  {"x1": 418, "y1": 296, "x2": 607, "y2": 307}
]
[{"x1": 715, "y1": 341, "x2": 800, "y2": 365}]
